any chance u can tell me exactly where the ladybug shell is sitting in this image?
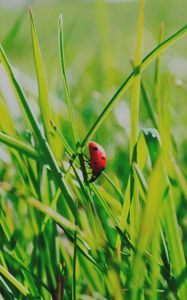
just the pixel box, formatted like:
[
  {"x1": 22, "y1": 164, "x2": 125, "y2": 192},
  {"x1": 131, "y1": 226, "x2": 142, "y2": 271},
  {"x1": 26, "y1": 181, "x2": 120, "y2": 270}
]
[{"x1": 89, "y1": 141, "x2": 107, "y2": 181}]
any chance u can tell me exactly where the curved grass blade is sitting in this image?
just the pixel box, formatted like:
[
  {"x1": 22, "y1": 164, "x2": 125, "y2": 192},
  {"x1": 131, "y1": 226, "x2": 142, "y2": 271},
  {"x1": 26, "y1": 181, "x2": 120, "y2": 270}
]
[{"x1": 81, "y1": 23, "x2": 187, "y2": 147}]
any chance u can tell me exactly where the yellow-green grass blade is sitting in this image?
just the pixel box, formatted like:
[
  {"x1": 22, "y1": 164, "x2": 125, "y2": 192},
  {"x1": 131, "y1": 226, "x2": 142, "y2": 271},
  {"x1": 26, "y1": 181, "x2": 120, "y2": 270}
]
[
  {"x1": 81, "y1": 23, "x2": 187, "y2": 147},
  {"x1": 0, "y1": 265, "x2": 29, "y2": 296},
  {"x1": 129, "y1": 156, "x2": 166, "y2": 300},
  {"x1": 130, "y1": 0, "x2": 144, "y2": 160},
  {"x1": 29, "y1": 7, "x2": 52, "y2": 146},
  {"x1": 58, "y1": 14, "x2": 79, "y2": 146},
  {"x1": 129, "y1": 0, "x2": 144, "y2": 244}
]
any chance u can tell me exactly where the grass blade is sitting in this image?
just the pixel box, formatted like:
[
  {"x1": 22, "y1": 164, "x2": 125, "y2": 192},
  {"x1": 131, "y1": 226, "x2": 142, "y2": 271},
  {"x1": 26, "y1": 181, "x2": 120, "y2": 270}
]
[
  {"x1": 0, "y1": 132, "x2": 41, "y2": 161},
  {"x1": 58, "y1": 14, "x2": 79, "y2": 146},
  {"x1": 29, "y1": 7, "x2": 52, "y2": 145},
  {"x1": 81, "y1": 23, "x2": 187, "y2": 146},
  {"x1": 0, "y1": 265, "x2": 29, "y2": 296}
]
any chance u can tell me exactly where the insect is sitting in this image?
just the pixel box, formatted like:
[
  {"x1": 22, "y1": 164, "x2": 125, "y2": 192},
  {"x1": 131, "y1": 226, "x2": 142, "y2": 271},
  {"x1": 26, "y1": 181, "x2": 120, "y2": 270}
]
[{"x1": 88, "y1": 141, "x2": 107, "y2": 182}]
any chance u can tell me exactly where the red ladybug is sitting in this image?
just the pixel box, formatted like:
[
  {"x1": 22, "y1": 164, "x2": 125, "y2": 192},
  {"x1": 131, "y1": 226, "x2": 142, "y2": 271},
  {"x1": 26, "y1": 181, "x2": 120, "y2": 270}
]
[{"x1": 88, "y1": 141, "x2": 107, "y2": 182}]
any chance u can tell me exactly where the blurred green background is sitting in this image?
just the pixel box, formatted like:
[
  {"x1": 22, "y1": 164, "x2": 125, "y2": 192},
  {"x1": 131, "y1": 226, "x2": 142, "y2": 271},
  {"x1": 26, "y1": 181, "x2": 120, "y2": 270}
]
[{"x1": 0, "y1": 0, "x2": 187, "y2": 187}]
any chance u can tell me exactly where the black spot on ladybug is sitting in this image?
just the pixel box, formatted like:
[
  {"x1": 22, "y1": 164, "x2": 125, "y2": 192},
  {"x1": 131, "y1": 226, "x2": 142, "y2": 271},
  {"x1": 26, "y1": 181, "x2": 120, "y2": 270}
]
[
  {"x1": 92, "y1": 146, "x2": 98, "y2": 151},
  {"x1": 93, "y1": 161, "x2": 97, "y2": 165},
  {"x1": 101, "y1": 156, "x2": 105, "y2": 160}
]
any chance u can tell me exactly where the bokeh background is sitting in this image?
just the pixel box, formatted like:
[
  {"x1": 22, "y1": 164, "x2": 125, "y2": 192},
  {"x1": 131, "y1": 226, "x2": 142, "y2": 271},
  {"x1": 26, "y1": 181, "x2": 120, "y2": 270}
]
[{"x1": 0, "y1": 0, "x2": 187, "y2": 188}]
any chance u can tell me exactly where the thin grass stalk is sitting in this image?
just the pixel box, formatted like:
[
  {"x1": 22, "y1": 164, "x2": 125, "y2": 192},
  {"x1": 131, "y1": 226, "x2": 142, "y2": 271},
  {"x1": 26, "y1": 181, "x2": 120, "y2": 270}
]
[
  {"x1": 129, "y1": 0, "x2": 144, "y2": 245},
  {"x1": 58, "y1": 14, "x2": 79, "y2": 146}
]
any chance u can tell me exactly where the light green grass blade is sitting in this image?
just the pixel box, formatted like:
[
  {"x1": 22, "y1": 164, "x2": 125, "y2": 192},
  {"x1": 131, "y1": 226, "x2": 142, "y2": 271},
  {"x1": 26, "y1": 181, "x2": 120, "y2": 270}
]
[
  {"x1": 0, "y1": 265, "x2": 29, "y2": 296},
  {"x1": 29, "y1": 7, "x2": 52, "y2": 146},
  {"x1": 0, "y1": 132, "x2": 40, "y2": 161},
  {"x1": 129, "y1": 0, "x2": 144, "y2": 244},
  {"x1": 130, "y1": 0, "x2": 144, "y2": 160},
  {"x1": 81, "y1": 23, "x2": 187, "y2": 146},
  {"x1": 58, "y1": 14, "x2": 79, "y2": 146}
]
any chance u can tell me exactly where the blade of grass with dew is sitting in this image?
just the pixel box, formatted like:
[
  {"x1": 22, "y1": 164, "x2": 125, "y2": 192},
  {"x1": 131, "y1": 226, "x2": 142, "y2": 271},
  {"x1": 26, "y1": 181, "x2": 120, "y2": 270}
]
[
  {"x1": 81, "y1": 23, "x2": 187, "y2": 147},
  {"x1": 0, "y1": 43, "x2": 77, "y2": 217},
  {"x1": 29, "y1": 7, "x2": 53, "y2": 147},
  {"x1": 0, "y1": 265, "x2": 29, "y2": 296},
  {"x1": 58, "y1": 14, "x2": 79, "y2": 146},
  {"x1": 0, "y1": 209, "x2": 39, "y2": 296}
]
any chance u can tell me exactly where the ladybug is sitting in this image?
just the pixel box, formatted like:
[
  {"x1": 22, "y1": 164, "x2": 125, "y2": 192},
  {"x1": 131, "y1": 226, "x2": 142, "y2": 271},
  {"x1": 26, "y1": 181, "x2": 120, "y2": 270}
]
[{"x1": 88, "y1": 141, "x2": 107, "y2": 182}]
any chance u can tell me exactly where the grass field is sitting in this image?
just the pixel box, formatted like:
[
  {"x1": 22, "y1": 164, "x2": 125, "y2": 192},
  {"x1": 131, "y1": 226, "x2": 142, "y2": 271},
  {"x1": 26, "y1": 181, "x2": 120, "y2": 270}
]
[{"x1": 0, "y1": 0, "x2": 187, "y2": 299}]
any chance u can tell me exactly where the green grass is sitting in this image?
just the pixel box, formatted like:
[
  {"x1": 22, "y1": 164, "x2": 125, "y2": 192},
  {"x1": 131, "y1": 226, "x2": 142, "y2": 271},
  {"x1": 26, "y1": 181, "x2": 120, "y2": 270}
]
[{"x1": 0, "y1": 1, "x2": 187, "y2": 299}]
